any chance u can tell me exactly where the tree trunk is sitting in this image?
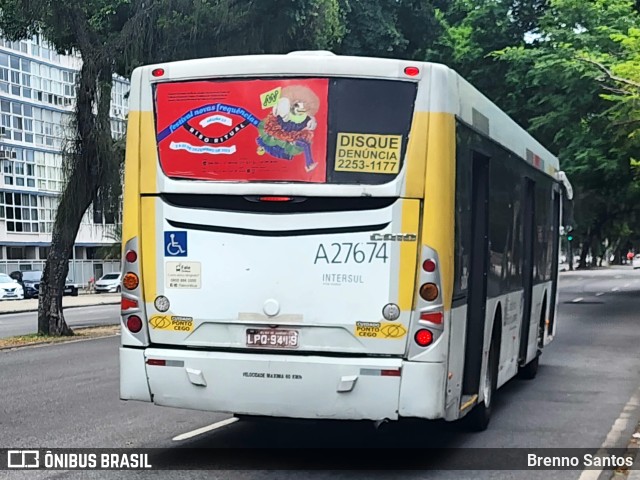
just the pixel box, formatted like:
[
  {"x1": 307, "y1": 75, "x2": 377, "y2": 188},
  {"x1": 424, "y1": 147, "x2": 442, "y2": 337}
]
[
  {"x1": 37, "y1": 55, "x2": 114, "y2": 336},
  {"x1": 37, "y1": 176, "x2": 94, "y2": 336},
  {"x1": 579, "y1": 236, "x2": 592, "y2": 269}
]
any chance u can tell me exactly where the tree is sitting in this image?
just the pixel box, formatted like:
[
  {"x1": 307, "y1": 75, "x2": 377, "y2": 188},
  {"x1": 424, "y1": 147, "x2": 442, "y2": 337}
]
[
  {"x1": 0, "y1": 0, "x2": 345, "y2": 336},
  {"x1": 493, "y1": 0, "x2": 640, "y2": 267}
]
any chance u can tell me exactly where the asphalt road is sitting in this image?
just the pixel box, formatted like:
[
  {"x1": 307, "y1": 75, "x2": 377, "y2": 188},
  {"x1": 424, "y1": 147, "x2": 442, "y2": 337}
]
[
  {"x1": 0, "y1": 304, "x2": 119, "y2": 338},
  {"x1": 1, "y1": 268, "x2": 639, "y2": 479}
]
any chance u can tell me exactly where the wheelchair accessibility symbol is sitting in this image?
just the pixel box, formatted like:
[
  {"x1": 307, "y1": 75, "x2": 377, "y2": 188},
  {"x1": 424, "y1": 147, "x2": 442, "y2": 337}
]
[{"x1": 164, "y1": 231, "x2": 187, "y2": 257}]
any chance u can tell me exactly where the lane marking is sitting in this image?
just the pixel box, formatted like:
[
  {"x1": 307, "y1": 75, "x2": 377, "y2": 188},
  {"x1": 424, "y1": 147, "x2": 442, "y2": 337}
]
[
  {"x1": 624, "y1": 283, "x2": 631, "y2": 288},
  {"x1": 595, "y1": 292, "x2": 604, "y2": 297},
  {"x1": 578, "y1": 385, "x2": 640, "y2": 480},
  {"x1": 172, "y1": 417, "x2": 239, "y2": 441},
  {"x1": 615, "y1": 275, "x2": 623, "y2": 279},
  {"x1": 572, "y1": 297, "x2": 584, "y2": 303},
  {"x1": 612, "y1": 287, "x2": 620, "y2": 292}
]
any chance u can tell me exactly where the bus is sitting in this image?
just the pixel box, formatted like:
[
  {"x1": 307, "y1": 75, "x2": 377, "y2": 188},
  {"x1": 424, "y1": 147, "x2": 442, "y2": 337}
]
[{"x1": 119, "y1": 51, "x2": 573, "y2": 431}]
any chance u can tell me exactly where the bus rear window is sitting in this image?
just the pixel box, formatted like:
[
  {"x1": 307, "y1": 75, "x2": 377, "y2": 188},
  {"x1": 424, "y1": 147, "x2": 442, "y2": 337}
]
[{"x1": 154, "y1": 78, "x2": 417, "y2": 184}]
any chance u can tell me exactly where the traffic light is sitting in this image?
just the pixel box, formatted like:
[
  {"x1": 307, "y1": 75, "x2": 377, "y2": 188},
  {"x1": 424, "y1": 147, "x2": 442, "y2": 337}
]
[{"x1": 567, "y1": 234, "x2": 574, "y2": 242}]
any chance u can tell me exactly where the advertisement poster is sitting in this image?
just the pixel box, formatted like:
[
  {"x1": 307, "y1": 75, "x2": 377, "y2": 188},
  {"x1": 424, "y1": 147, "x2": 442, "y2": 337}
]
[{"x1": 155, "y1": 79, "x2": 329, "y2": 183}]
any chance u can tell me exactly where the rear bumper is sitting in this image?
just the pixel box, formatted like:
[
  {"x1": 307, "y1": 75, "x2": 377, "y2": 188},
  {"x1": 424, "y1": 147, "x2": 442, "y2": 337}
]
[{"x1": 120, "y1": 347, "x2": 446, "y2": 421}]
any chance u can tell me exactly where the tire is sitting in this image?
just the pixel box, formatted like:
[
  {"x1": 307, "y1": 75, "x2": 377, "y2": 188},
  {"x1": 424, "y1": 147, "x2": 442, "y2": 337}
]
[
  {"x1": 464, "y1": 334, "x2": 499, "y2": 432},
  {"x1": 116, "y1": 286, "x2": 121, "y2": 293},
  {"x1": 71, "y1": 288, "x2": 78, "y2": 297}
]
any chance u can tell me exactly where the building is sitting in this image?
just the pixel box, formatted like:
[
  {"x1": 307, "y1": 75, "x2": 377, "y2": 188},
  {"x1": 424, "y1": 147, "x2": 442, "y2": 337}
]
[{"x1": 0, "y1": 35, "x2": 128, "y2": 286}]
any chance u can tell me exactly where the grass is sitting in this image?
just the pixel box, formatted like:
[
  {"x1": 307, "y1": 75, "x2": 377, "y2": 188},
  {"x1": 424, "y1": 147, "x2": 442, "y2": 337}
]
[{"x1": 0, "y1": 325, "x2": 119, "y2": 349}]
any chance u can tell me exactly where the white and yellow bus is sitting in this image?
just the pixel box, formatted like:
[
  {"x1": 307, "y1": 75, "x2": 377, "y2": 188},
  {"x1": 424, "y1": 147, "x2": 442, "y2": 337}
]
[{"x1": 119, "y1": 51, "x2": 573, "y2": 430}]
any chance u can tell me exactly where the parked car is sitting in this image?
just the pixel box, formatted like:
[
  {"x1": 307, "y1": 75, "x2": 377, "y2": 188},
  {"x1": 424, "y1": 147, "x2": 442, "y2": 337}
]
[
  {"x1": 19, "y1": 270, "x2": 79, "y2": 299},
  {"x1": 95, "y1": 272, "x2": 121, "y2": 293},
  {"x1": 0, "y1": 273, "x2": 24, "y2": 300}
]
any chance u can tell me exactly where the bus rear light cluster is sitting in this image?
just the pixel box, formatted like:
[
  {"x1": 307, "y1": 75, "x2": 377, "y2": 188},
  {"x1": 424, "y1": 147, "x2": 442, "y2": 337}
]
[
  {"x1": 419, "y1": 282, "x2": 439, "y2": 301},
  {"x1": 414, "y1": 329, "x2": 433, "y2": 347},
  {"x1": 126, "y1": 315, "x2": 143, "y2": 333},
  {"x1": 123, "y1": 272, "x2": 139, "y2": 290}
]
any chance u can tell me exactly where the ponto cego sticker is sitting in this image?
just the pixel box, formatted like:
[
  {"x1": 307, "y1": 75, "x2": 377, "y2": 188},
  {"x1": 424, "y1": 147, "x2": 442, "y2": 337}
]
[
  {"x1": 150, "y1": 315, "x2": 194, "y2": 332},
  {"x1": 355, "y1": 321, "x2": 407, "y2": 339}
]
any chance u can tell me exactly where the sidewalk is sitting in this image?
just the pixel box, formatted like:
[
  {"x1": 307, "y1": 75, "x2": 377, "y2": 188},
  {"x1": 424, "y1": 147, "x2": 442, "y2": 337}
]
[{"x1": 0, "y1": 293, "x2": 120, "y2": 314}]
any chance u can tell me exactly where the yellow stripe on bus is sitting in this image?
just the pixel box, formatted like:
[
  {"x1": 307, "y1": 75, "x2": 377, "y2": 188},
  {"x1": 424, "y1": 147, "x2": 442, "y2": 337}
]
[
  {"x1": 140, "y1": 111, "x2": 158, "y2": 194},
  {"x1": 403, "y1": 112, "x2": 429, "y2": 198},
  {"x1": 398, "y1": 199, "x2": 421, "y2": 311},
  {"x1": 140, "y1": 197, "x2": 157, "y2": 302},
  {"x1": 122, "y1": 110, "x2": 141, "y2": 248},
  {"x1": 422, "y1": 112, "x2": 456, "y2": 310}
]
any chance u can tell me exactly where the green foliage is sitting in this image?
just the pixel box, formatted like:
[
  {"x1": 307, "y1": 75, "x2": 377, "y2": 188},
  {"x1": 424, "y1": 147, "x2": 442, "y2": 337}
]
[{"x1": 488, "y1": 0, "x2": 640, "y2": 264}]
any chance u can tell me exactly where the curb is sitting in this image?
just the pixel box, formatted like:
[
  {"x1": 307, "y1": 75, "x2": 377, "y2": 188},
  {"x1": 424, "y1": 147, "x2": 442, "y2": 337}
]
[
  {"x1": 0, "y1": 331, "x2": 120, "y2": 352},
  {"x1": 0, "y1": 300, "x2": 119, "y2": 316}
]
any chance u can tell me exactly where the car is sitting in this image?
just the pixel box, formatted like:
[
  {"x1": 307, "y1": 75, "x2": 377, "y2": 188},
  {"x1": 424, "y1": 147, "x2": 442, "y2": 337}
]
[
  {"x1": 0, "y1": 273, "x2": 24, "y2": 300},
  {"x1": 95, "y1": 272, "x2": 121, "y2": 293},
  {"x1": 19, "y1": 270, "x2": 79, "y2": 299}
]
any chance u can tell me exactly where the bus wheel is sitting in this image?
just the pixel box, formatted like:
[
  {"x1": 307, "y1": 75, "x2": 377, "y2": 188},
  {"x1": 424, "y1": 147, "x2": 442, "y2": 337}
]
[{"x1": 465, "y1": 334, "x2": 499, "y2": 432}]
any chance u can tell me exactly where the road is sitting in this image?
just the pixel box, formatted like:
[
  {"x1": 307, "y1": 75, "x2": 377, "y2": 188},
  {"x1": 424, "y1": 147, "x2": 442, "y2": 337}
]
[
  {"x1": 1, "y1": 268, "x2": 639, "y2": 479},
  {"x1": 0, "y1": 304, "x2": 119, "y2": 338}
]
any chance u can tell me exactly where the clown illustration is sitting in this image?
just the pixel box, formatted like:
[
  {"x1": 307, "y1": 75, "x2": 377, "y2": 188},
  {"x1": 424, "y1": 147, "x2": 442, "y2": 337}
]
[{"x1": 256, "y1": 85, "x2": 320, "y2": 172}]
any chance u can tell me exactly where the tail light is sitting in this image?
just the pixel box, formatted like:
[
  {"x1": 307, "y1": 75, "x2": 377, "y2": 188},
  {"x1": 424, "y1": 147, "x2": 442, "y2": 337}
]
[
  {"x1": 414, "y1": 329, "x2": 433, "y2": 347},
  {"x1": 121, "y1": 297, "x2": 138, "y2": 311},
  {"x1": 151, "y1": 68, "x2": 165, "y2": 77},
  {"x1": 126, "y1": 315, "x2": 143, "y2": 333},
  {"x1": 125, "y1": 250, "x2": 137, "y2": 263},
  {"x1": 123, "y1": 272, "x2": 139, "y2": 290},
  {"x1": 420, "y1": 312, "x2": 443, "y2": 324},
  {"x1": 259, "y1": 196, "x2": 292, "y2": 202},
  {"x1": 404, "y1": 66, "x2": 420, "y2": 77},
  {"x1": 146, "y1": 358, "x2": 166, "y2": 366},
  {"x1": 419, "y1": 283, "x2": 439, "y2": 301},
  {"x1": 422, "y1": 259, "x2": 436, "y2": 272}
]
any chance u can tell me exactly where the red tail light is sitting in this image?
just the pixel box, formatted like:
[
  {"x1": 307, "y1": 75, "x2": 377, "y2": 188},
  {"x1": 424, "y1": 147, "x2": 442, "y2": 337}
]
[
  {"x1": 414, "y1": 329, "x2": 433, "y2": 347},
  {"x1": 422, "y1": 259, "x2": 436, "y2": 272},
  {"x1": 125, "y1": 250, "x2": 137, "y2": 263},
  {"x1": 121, "y1": 297, "x2": 138, "y2": 311},
  {"x1": 259, "y1": 196, "x2": 292, "y2": 202},
  {"x1": 404, "y1": 66, "x2": 420, "y2": 77},
  {"x1": 146, "y1": 359, "x2": 166, "y2": 366},
  {"x1": 420, "y1": 312, "x2": 443, "y2": 324},
  {"x1": 152, "y1": 68, "x2": 165, "y2": 77},
  {"x1": 126, "y1": 315, "x2": 142, "y2": 333},
  {"x1": 380, "y1": 369, "x2": 401, "y2": 377}
]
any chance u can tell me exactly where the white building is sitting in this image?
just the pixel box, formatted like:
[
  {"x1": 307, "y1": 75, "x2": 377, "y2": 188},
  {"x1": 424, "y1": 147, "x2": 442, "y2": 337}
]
[{"x1": 0, "y1": 35, "x2": 128, "y2": 285}]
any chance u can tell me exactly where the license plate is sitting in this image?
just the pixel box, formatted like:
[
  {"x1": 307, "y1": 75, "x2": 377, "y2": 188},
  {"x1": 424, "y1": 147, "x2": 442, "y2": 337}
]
[{"x1": 246, "y1": 329, "x2": 299, "y2": 349}]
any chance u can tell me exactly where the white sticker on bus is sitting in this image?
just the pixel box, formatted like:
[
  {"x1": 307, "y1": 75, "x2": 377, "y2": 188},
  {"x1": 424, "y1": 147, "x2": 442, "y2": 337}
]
[{"x1": 166, "y1": 261, "x2": 202, "y2": 289}]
